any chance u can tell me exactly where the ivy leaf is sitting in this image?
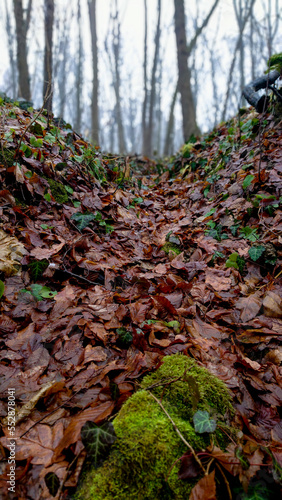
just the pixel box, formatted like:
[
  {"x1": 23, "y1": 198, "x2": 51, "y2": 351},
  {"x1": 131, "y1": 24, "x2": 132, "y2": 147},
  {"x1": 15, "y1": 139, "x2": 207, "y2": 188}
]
[
  {"x1": 81, "y1": 421, "x2": 117, "y2": 468},
  {"x1": 116, "y1": 328, "x2": 133, "y2": 348},
  {"x1": 71, "y1": 212, "x2": 96, "y2": 231},
  {"x1": 0, "y1": 280, "x2": 5, "y2": 299},
  {"x1": 242, "y1": 174, "x2": 255, "y2": 189},
  {"x1": 44, "y1": 133, "x2": 56, "y2": 144},
  {"x1": 30, "y1": 136, "x2": 43, "y2": 147},
  {"x1": 248, "y1": 246, "x2": 265, "y2": 261},
  {"x1": 28, "y1": 259, "x2": 49, "y2": 281},
  {"x1": 29, "y1": 284, "x2": 57, "y2": 301},
  {"x1": 44, "y1": 472, "x2": 60, "y2": 497},
  {"x1": 193, "y1": 410, "x2": 217, "y2": 433}
]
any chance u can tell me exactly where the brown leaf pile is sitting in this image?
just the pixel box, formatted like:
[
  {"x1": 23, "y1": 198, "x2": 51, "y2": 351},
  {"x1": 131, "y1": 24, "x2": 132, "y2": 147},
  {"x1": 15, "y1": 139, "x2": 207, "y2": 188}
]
[{"x1": 0, "y1": 102, "x2": 281, "y2": 499}]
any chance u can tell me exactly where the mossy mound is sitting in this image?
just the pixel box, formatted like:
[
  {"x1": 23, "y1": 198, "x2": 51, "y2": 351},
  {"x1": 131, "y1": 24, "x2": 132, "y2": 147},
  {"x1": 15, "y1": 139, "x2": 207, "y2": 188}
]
[
  {"x1": 48, "y1": 178, "x2": 69, "y2": 203},
  {"x1": 162, "y1": 241, "x2": 182, "y2": 256},
  {"x1": 74, "y1": 354, "x2": 235, "y2": 500},
  {"x1": 0, "y1": 148, "x2": 15, "y2": 167}
]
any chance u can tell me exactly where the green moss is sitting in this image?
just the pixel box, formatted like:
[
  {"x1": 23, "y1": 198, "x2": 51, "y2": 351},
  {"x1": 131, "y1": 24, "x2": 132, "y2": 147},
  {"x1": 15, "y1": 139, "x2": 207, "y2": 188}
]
[
  {"x1": 0, "y1": 148, "x2": 15, "y2": 167},
  {"x1": 162, "y1": 242, "x2": 181, "y2": 256},
  {"x1": 75, "y1": 354, "x2": 235, "y2": 500},
  {"x1": 48, "y1": 178, "x2": 68, "y2": 204}
]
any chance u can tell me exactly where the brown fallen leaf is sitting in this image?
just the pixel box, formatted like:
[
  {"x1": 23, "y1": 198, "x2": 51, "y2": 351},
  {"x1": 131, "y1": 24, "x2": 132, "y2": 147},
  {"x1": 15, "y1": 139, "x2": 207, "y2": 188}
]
[
  {"x1": 263, "y1": 291, "x2": 282, "y2": 318},
  {"x1": 189, "y1": 470, "x2": 216, "y2": 500},
  {"x1": 236, "y1": 293, "x2": 262, "y2": 322}
]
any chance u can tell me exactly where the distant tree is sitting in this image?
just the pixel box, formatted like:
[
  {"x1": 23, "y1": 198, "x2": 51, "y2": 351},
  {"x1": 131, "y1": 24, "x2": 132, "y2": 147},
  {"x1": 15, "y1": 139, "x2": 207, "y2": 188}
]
[
  {"x1": 13, "y1": 0, "x2": 32, "y2": 100},
  {"x1": 142, "y1": 0, "x2": 161, "y2": 157},
  {"x1": 221, "y1": 0, "x2": 256, "y2": 121},
  {"x1": 43, "y1": 0, "x2": 54, "y2": 114},
  {"x1": 141, "y1": 0, "x2": 148, "y2": 154},
  {"x1": 88, "y1": 0, "x2": 99, "y2": 145},
  {"x1": 74, "y1": 0, "x2": 83, "y2": 133},
  {"x1": 4, "y1": 0, "x2": 17, "y2": 98},
  {"x1": 173, "y1": 0, "x2": 219, "y2": 143}
]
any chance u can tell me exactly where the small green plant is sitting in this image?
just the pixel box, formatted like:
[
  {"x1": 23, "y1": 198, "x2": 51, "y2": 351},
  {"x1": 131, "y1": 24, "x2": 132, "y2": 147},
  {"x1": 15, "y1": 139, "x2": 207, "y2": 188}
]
[
  {"x1": 116, "y1": 328, "x2": 133, "y2": 348},
  {"x1": 248, "y1": 246, "x2": 265, "y2": 262},
  {"x1": 240, "y1": 226, "x2": 259, "y2": 242},
  {"x1": 20, "y1": 284, "x2": 57, "y2": 301},
  {"x1": 0, "y1": 280, "x2": 5, "y2": 299},
  {"x1": 225, "y1": 253, "x2": 245, "y2": 273},
  {"x1": 28, "y1": 259, "x2": 49, "y2": 281},
  {"x1": 205, "y1": 222, "x2": 228, "y2": 241}
]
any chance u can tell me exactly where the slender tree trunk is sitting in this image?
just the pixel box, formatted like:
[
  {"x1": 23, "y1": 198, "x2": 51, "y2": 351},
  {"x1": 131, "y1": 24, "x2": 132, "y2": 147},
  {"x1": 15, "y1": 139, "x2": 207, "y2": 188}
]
[
  {"x1": 163, "y1": 81, "x2": 178, "y2": 156},
  {"x1": 221, "y1": 0, "x2": 256, "y2": 121},
  {"x1": 43, "y1": 0, "x2": 54, "y2": 114},
  {"x1": 74, "y1": 0, "x2": 83, "y2": 132},
  {"x1": 143, "y1": 0, "x2": 161, "y2": 157},
  {"x1": 141, "y1": 0, "x2": 148, "y2": 155},
  {"x1": 88, "y1": 0, "x2": 99, "y2": 145},
  {"x1": 13, "y1": 0, "x2": 32, "y2": 100},
  {"x1": 174, "y1": 0, "x2": 199, "y2": 142},
  {"x1": 5, "y1": 0, "x2": 17, "y2": 99}
]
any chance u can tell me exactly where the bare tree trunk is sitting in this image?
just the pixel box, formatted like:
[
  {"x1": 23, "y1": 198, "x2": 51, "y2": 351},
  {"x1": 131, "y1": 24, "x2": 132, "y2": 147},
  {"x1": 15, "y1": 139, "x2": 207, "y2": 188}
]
[
  {"x1": 174, "y1": 0, "x2": 199, "y2": 142},
  {"x1": 74, "y1": 0, "x2": 83, "y2": 132},
  {"x1": 5, "y1": 0, "x2": 17, "y2": 99},
  {"x1": 143, "y1": 0, "x2": 161, "y2": 157},
  {"x1": 43, "y1": 0, "x2": 54, "y2": 114},
  {"x1": 13, "y1": 0, "x2": 32, "y2": 100},
  {"x1": 221, "y1": 0, "x2": 256, "y2": 122},
  {"x1": 88, "y1": 0, "x2": 99, "y2": 145},
  {"x1": 141, "y1": 0, "x2": 148, "y2": 155},
  {"x1": 163, "y1": 81, "x2": 178, "y2": 156},
  {"x1": 111, "y1": 0, "x2": 126, "y2": 154}
]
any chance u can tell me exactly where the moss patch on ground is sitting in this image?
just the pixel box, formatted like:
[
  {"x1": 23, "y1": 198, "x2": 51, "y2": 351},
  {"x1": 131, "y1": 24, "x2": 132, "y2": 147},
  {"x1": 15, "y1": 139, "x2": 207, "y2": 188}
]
[{"x1": 74, "y1": 354, "x2": 235, "y2": 500}]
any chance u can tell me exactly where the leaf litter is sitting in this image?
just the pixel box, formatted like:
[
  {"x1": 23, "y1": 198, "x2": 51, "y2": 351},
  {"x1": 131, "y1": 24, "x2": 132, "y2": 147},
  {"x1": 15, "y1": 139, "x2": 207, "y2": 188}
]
[{"x1": 0, "y1": 101, "x2": 281, "y2": 499}]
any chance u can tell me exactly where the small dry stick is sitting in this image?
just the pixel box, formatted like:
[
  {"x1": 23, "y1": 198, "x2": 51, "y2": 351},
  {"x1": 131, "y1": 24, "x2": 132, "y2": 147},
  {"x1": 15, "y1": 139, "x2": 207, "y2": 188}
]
[{"x1": 147, "y1": 389, "x2": 207, "y2": 475}]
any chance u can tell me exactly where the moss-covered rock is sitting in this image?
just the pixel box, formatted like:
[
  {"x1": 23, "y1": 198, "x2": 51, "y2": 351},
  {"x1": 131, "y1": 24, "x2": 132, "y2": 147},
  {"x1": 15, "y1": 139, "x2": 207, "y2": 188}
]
[{"x1": 74, "y1": 354, "x2": 235, "y2": 500}]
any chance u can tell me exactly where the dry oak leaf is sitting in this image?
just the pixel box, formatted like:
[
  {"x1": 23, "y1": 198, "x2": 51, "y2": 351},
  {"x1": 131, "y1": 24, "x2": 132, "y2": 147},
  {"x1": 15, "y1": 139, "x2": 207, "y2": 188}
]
[
  {"x1": 236, "y1": 293, "x2": 262, "y2": 322},
  {"x1": 0, "y1": 229, "x2": 26, "y2": 276},
  {"x1": 30, "y1": 236, "x2": 65, "y2": 259},
  {"x1": 263, "y1": 291, "x2": 282, "y2": 318},
  {"x1": 189, "y1": 469, "x2": 216, "y2": 500},
  {"x1": 205, "y1": 269, "x2": 232, "y2": 292}
]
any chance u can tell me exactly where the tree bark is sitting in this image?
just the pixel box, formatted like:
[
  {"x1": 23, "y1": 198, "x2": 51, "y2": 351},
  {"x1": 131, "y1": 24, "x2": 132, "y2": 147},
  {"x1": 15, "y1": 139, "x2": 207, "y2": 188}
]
[
  {"x1": 43, "y1": 0, "x2": 54, "y2": 114},
  {"x1": 141, "y1": 0, "x2": 148, "y2": 155},
  {"x1": 143, "y1": 0, "x2": 161, "y2": 157},
  {"x1": 13, "y1": 0, "x2": 32, "y2": 100},
  {"x1": 163, "y1": 80, "x2": 178, "y2": 156},
  {"x1": 88, "y1": 0, "x2": 99, "y2": 145},
  {"x1": 5, "y1": 0, "x2": 17, "y2": 99},
  {"x1": 74, "y1": 0, "x2": 83, "y2": 132},
  {"x1": 174, "y1": 0, "x2": 199, "y2": 142},
  {"x1": 112, "y1": 1, "x2": 126, "y2": 154}
]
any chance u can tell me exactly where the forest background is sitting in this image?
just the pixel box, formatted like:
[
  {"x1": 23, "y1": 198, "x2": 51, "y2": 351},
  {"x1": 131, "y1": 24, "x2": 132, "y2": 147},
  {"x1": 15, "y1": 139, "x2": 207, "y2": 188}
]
[{"x1": 0, "y1": 0, "x2": 281, "y2": 158}]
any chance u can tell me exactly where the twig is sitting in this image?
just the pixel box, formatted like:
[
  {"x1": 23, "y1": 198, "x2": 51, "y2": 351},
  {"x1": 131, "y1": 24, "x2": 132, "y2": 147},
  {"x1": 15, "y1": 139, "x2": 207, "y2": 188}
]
[
  {"x1": 216, "y1": 462, "x2": 233, "y2": 500},
  {"x1": 147, "y1": 389, "x2": 207, "y2": 475}
]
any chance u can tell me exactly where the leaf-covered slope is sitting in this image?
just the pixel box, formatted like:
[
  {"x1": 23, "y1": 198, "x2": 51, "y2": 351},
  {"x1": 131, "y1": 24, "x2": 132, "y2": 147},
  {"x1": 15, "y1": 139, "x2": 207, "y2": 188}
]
[{"x1": 0, "y1": 99, "x2": 281, "y2": 499}]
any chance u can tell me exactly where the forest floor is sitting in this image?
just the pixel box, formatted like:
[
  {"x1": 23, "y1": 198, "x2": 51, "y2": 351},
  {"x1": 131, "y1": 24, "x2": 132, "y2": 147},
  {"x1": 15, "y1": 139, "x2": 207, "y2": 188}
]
[{"x1": 0, "y1": 98, "x2": 281, "y2": 499}]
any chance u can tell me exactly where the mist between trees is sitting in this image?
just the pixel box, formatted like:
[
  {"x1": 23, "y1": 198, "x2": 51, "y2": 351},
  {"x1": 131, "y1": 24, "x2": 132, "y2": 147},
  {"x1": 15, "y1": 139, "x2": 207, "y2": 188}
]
[{"x1": 1, "y1": 0, "x2": 281, "y2": 156}]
